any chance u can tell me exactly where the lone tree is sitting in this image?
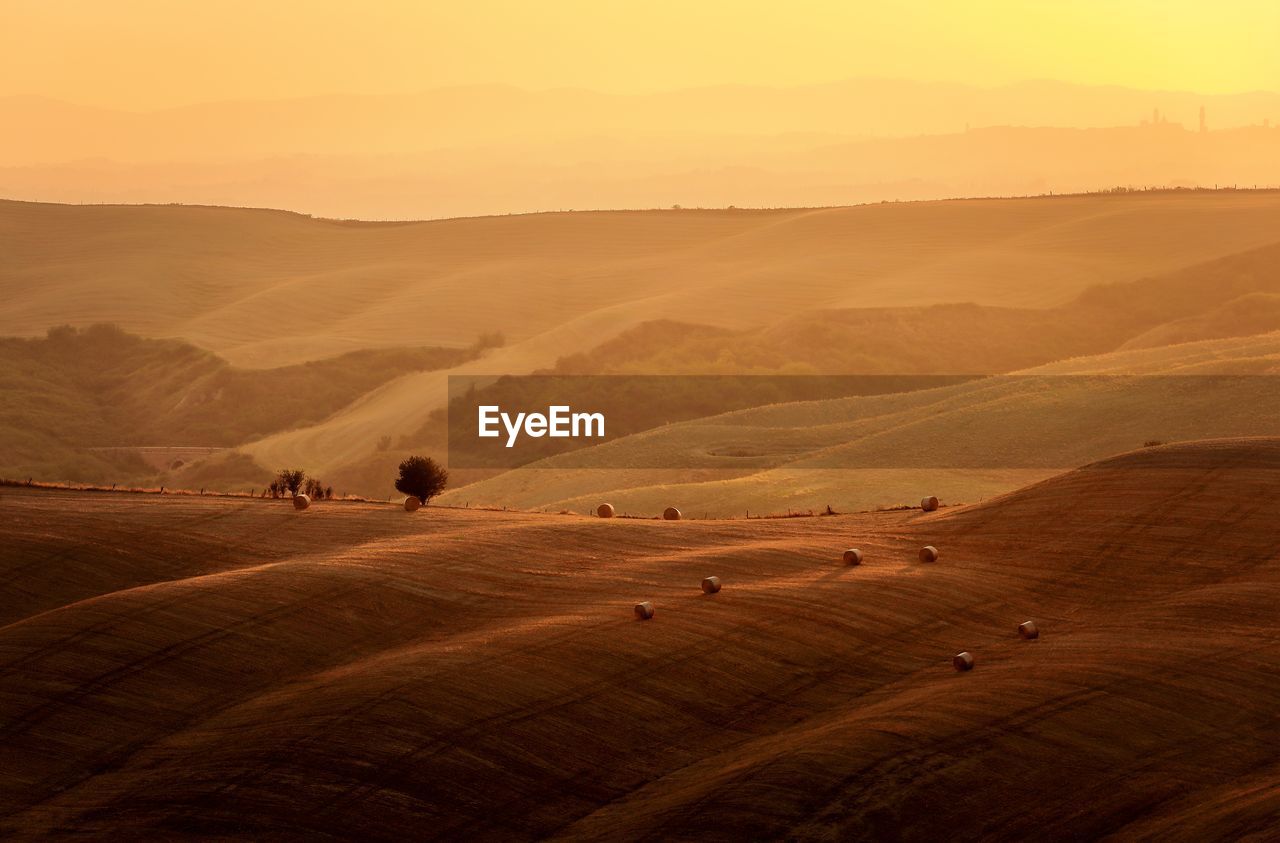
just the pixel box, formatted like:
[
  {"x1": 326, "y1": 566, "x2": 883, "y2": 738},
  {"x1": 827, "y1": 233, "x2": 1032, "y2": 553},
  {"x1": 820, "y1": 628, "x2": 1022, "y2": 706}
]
[
  {"x1": 395, "y1": 455, "x2": 448, "y2": 505},
  {"x1": 276, "y1": 469, "x2": 307, "y2": 496}
]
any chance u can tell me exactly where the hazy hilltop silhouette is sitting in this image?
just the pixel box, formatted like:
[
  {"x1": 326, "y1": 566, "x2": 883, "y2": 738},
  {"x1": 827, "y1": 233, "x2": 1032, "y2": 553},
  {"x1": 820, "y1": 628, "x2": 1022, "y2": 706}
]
[
  {"x1": 5, "y1": 80, "x2": 1280, "y2": 160},
  {"x1": 2, "y1": 80, "x2": 1279, "y2": 218}
]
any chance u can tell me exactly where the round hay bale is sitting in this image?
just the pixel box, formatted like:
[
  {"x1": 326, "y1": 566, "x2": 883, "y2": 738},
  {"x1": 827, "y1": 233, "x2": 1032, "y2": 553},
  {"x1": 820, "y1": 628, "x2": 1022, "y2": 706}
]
[
  {"x1": 662, "y1": 506, "x2": 682, "y2": 521},
  {"x1": 292, "y1": 493, "x2": 310, "y2": 510},
  {"x1": 701, "y1": 576, "x2": 721, "y2": 594},
  {"x1": 842, "y1": 548, "x2": 863, "y2": 565},
  {"x1": 953, "y1": 651, "x2": 974, "y2": 671},
  {"x1": 404, "y1": 496, "x2": 421, "y2": 513},
  {"x1": 919, "y1": 545, "x2": 939, "y2": 563},
  {"x1": 634, "y1": 601, "x2": 655, "y2": 620},
  {"x1": 1018, "y1": 620, "x2": 1039, "y2": 640},
  {"x1": 921, "y1": 495, "x2": 939, "y2": 512},
  {"x1": 597, "y1": 503, "x2": 615, "y2": 518}
]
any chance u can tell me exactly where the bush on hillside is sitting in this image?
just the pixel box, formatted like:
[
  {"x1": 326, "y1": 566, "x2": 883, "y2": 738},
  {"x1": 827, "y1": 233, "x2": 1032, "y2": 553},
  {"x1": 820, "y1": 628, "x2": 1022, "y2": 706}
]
[
  {"x1": 395, "y1": 455, "x2": 448, "y2": 505},
  {"x1": 276, "y1": 469, "x2": 306, "y2": 496}
]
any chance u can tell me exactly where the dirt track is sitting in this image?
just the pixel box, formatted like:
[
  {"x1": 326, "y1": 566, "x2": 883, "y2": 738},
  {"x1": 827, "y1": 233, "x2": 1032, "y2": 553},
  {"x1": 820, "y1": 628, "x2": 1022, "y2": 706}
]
[{"x1": 1, "y1": 439, "x2": 1278, "y2": 839}]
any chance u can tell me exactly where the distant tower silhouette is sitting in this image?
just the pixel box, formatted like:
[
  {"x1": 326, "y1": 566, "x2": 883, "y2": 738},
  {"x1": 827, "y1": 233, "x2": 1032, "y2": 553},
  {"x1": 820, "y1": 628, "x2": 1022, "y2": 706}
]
[
  {"x1": 1152, "y1": 107, "x2": 1159, "y2": 125},
  {"x1": 1199, "y1": 105, "x2": 1207, "y2": 133}
]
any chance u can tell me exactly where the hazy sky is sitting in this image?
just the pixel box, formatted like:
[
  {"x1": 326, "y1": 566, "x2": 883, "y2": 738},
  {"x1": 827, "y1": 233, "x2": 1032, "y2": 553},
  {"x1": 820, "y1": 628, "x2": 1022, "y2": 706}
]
[{"x1": 4, "y1": 0, "x2": 1277, "y2": 108}]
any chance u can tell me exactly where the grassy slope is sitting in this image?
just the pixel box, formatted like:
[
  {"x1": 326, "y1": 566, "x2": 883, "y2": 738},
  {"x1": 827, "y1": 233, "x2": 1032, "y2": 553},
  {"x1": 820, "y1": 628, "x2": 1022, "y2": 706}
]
[
  {"x1": 439, "y1": 330, "x2": 1280, "y2": 516},
  {"x1": 6, "y1": 193, "x2": 1280, "y2": 493},
  {"x1": 1119, "y1": 291, "x2": 1280, "y2": 349},
  {"x1": 404, "y1": 236, "x2": 1280, "y2": 475},
  {"x1": 4, "y1": 192, "x2": 1280, "y2": 472},
  {"x1": 0, "y1": 324, "x2": 475, "y2": 485},
  {"x1": 242, "y1": 195, "x2": 1280, "y2": 481},
  {"x1": 426, "y1": 240, "x2": 1280, "y2": 513},
  {"x1": 0, "y1": 439, "x2": 1276, "y2": 838},
  {"x1": 551, "y1": 237, "x2": 1280, "y2": 376},
  {"x1": 8, "y1": 193, "x2": 1280, "y2": 369}
]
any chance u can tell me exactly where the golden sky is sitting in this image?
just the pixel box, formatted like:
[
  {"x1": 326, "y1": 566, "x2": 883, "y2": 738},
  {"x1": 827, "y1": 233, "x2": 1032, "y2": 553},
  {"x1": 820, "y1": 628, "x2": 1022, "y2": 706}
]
[{"x1": 4, "y1": 0, "x2": 1277, "y2": 108}]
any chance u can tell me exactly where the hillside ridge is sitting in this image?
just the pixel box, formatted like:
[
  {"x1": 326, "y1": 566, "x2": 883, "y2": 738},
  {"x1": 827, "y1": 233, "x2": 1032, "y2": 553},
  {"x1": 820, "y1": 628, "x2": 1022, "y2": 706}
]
[{"x1": 1, "y1": 438, "x2": 1276, "y2": 838}]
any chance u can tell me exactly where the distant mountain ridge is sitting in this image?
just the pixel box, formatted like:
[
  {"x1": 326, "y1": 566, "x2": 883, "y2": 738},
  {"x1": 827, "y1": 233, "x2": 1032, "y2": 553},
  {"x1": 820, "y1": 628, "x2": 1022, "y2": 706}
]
[
  {"x1": 3, "y1": 79, "x2": 1279, "y2": 219},
  {"x1": 3, "y1": 79, "x2": 1279, "y2": 163}
]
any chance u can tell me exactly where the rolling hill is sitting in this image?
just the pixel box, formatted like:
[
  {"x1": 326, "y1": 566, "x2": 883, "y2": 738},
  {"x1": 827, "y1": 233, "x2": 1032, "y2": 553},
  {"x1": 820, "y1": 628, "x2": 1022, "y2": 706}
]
[
  {"x1": 6, "y1": 192, "x2": 1280, "y2": 498},
  {"x1": 0, "y1": 324, "x2": 477, "y2": 485},
  {"x1": 6, "y1": 192, "x2": 1280, "y2": 370},
  {"x1": 439, "y1": 330, "x2": 1280, "y2": 516},
  {"x1": 1, "y1": 438, "x2": 1277, "y2": 838},
  {"x1": 546, "y1": 236, "x2": 1280, "y2": 376},
  {"x1": 202, "y1": 191, "x2": 1280, "y2": 482}
]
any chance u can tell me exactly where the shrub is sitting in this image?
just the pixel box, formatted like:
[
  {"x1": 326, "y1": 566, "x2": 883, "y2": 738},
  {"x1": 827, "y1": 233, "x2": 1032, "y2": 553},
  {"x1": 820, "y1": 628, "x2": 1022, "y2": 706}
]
[
  {"x1": 276, "y1": 469, "x2": 306, "y2": 495},
  {"x1": 395, "y1": 455, "x2": 448, "y2": 505}
]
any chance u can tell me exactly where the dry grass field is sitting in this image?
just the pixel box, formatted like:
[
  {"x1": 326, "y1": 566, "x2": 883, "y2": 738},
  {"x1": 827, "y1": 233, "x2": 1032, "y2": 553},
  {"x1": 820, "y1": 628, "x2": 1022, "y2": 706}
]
[
  {"x1": 1, "y1": 438, "x2": 1277, "y2": 839},
  {"x1": 438, "y1": 330, "x2": 1280, "y2": 516},
  {"x1": 6, "y1": 192, "x2": 1280, "y2": 493},
  {"x1": 9, "y1": 12, "x2": 1280, "y2": 840},
  {"x1": 6, "y1": 193, "x2": 1280, "y2": 370}
]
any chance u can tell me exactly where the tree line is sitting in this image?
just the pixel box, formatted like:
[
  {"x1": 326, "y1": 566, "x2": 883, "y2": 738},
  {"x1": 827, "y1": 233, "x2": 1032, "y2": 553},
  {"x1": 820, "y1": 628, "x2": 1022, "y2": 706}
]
[{"x1": 266, "y1": 456, "x2": 448, "y2": 505}]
